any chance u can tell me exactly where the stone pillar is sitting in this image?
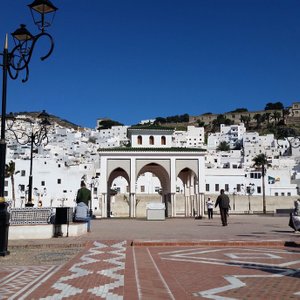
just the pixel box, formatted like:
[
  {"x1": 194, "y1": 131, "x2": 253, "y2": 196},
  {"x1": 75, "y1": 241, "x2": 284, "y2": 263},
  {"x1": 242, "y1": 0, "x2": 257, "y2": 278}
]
[
  {"x1": 101, "y1": 193, "x2": 107, "y2": 218},
  {"x1": 170, "y1": 193, "x2": 176, "y2": 217},
  {"x1": 129, "y1": 193, "x2": 136, "y2": 218}
]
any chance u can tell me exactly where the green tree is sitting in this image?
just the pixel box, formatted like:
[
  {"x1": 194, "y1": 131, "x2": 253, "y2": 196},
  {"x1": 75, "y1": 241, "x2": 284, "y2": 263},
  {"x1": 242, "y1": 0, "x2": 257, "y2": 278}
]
[
  {"x1": 240, "y1": 115, "x2": 251, "y2": 129},
  {"x1": 271, "y1": 111, "x2": 282, "y2": 125},
  {"x1": 265, "y1": 102, "x2": 284, "y2": 110},
  {"x1": 97, "y1": 119, "x2": 123, "y2": 130},
  {"x1": 263, "y1": 112, "x2": 271, "y2": 125},
  {"x1": 212, "y1": 115, "x2": 233, "y2": 131},
  {"x1": 253, "y1": 113, "x2": 263, "y2": 129},
  {"x1": 217, "y1": 141, "x2": 230, "y2": 151},
  {"x1": 5, "y1": 160, "x2": 19, "y2": 208},
  {"x1": 196, "y1": 119, "x2": 205, "y2": 127},
  {"x1": 252, "y1": 154, "x2": 269, "y2": 214}
]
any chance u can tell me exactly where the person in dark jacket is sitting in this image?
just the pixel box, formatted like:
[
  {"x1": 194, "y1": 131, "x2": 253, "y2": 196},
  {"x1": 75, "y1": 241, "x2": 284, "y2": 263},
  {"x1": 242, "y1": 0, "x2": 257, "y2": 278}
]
[
  {"x1": 215, "y1": 189, "x2": 230, "y2": 226},
  {"x1": 76, "y1": 181, "x2": 91, "y2": 207}
]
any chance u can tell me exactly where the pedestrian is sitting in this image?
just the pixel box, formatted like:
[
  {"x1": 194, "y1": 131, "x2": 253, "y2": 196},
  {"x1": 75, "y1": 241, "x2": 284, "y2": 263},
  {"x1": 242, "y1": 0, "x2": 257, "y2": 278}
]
[
  {"x1": 289, "y1": 199, "x2": 300, "y2": 233},
  {"x1": 74, "y1": 201, "x2": 91, "y2": 232},
  {"x1": 76, "y1": 181, "x2": 91, "y2": 207},
  {"x1": 215, "y1": 189, "x2": 230, "y2": 226},
  {"x1": 294, "y1": 199, "x2": 300, "y2": 216},
  {"x1": 206, "y1": 197, "x2": 214, "y2": 219}
]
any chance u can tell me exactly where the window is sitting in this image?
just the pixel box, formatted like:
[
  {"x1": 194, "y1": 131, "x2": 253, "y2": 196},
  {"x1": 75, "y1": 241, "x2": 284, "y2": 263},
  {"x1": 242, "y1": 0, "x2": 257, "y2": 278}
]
[
  {"x1": 206, "y1": 184, "x2": 210, "y2": 192},
  {"x1": 149, "y1": 136, "x2": 154, "y2": 145},
  {"x1": 141, "y1": 185, "x2": 145, "y2": 192},
  {"x1": 281, "y1": 192, "x2": 285, "y2": 196},
  {"x1": 161, "y1": 136, "x2": 166, "y2": 145},
  {"x1": 215, "y1": 184, "x2": 219, "y2": 192},
  {"x1": 225, "y1": 184, "x2": 229, "y2": 192},
  {"x1": 275, "y1": 192, "x2": 278, "y2": 196},
  {"x1": 57, "y1": 179, "x2": 61, "y2": 184},
  {"x1": 137, "y1": 135, "x2": 142, "y2": 145},
  {"x1": 257, "y1": 186, "x2": 261, "y2": 193},
  {"x1": 237, "y1": 184, "x2": 241, "y2": 192},
  {"x1": 41, "y1": 181, "x2": 45, "y2": 186},
  {"x1": 5, "y1": 181, "x2": 8, "y2": 187},
  {"x1": 21, "y1": 170, "x2": 26, "y2": 176},
  {"x1": 287, "y1": 192, "x2": 291, "y2": 196}
]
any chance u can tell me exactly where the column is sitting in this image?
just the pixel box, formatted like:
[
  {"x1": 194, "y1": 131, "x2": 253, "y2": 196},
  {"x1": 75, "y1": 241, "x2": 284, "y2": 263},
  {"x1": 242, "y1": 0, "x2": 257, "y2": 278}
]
[{"x1": 170, "y1": 193, "x2": 176, "y2": 217}]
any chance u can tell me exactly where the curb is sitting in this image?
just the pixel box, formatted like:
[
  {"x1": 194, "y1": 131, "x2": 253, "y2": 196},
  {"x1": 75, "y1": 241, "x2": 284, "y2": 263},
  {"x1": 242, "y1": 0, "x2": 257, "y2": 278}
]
[{"x1": 131, "y1": 240, "x2": 300, "y2": 247}]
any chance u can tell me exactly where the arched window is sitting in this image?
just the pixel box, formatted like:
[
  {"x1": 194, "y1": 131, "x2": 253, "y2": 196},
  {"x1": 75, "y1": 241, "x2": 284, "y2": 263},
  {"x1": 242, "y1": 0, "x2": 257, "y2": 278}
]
[
  {"x1": 137, "y1": 135, "x2": 142, "y2": 145},
  {"x1": 161, "y1": 136, "x2": 166, "y2": 145},
  {"x1": 149, "y1": 136, "x2": 154, "y2": 145}
]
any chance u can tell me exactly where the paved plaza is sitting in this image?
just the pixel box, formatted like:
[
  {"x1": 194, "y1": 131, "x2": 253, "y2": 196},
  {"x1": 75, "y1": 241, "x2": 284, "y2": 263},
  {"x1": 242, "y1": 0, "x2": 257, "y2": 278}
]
[{"x1": 1, "y1": 215, "x2": 300, "y2": 299}]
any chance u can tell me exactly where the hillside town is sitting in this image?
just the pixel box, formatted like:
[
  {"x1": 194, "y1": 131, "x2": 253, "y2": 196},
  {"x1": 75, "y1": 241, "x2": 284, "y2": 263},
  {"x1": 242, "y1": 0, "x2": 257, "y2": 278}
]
[{"x1": 3, "y1": 102, "x2": 300, "y2": 217}]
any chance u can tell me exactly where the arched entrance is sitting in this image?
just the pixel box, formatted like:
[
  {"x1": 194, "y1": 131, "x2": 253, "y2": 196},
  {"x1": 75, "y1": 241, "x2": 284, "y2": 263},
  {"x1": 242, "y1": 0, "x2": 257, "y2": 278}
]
[
  {"x1": 107, "y1": 167, "x2": 129, "y2": 218},
  {"x1": 137, "y1": 162, "x2": 171, "y2": 217},
  {"x1": 98, "y1": 149, "x2": 206, "y2": 218},
  {"x1": 177, "y1": 168, "x2": 199, "y2": 217}
]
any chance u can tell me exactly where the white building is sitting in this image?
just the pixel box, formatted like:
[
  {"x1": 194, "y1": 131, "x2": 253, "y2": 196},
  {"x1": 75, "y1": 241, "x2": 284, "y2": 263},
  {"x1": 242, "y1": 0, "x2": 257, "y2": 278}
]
[
  {"x1": 173, "y1": 126, "x2": 205, "y2": 148},
  {"x1": 128, "y1": 128, "x2": 174, "y2": 148},
  {"x1": 207, "y1": 123, "x2": 246, "y2": 150}
]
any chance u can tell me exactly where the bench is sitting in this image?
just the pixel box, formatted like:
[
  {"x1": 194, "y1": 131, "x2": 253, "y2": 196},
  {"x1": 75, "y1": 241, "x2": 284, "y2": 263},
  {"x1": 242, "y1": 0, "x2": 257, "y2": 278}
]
[{"x1": 9, "y1": 207, "x2": 53, "y2": 225}]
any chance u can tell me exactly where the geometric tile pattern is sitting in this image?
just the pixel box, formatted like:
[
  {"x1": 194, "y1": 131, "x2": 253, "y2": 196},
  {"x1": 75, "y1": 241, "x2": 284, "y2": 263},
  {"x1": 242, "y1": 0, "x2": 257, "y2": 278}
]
[
  {"x1": 38, "y1": 240, "x2": 126, "y2": 299},
  {"x1": 0, "y1": 265, "x2": 59, "y2": 299},
  {"x1": 158, "y1": 247, "x2": 300, "y2": 299}
]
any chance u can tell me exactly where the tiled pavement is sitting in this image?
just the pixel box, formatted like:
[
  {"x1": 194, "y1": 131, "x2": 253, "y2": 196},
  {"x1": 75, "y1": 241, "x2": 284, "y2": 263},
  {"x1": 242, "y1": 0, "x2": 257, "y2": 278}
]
[
  {"x1": 1, "y1": 240, "x2": 300, "y2": 299},
  {"x1": 2, "y1": 216, "x2": 300, "y2": 299}
]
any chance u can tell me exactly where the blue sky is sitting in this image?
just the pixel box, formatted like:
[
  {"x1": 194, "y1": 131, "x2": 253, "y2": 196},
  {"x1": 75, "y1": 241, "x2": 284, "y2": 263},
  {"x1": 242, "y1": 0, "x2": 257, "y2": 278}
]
[{"x1": 1, "y1": 0, "x2": 300, "y2": 128}]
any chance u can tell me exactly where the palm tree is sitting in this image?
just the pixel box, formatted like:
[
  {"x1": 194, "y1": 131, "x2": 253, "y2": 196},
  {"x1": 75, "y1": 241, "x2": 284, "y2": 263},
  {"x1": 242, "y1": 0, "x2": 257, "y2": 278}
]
[
  {"x1": 252, "y1": 154, "x2": 269, "y2": 214},
  {"x1": 263, "y1": 112, "x2": 271, "y2": 125},
  {"x1": 271, "y1": 111, "x2": 281, "y2": 125},
  {"x1": 240, "y1": 115, "x2": 251, "y2": 129},
  {"x1": 5, "y1": 160, "x2": 19, "y2": 208},
  {"x1": 253, "y1": 113, "x2": 263, "y2": 129}
]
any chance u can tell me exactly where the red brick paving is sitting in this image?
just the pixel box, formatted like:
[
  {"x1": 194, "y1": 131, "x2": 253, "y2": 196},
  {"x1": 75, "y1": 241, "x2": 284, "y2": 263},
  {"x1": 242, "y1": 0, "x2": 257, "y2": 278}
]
[
  {"x1": 3, "y1": 215, "x2": 300, "y2": 299},
  {"x1": 1, "y1": 241, "x2": 300, "y2": 299}
]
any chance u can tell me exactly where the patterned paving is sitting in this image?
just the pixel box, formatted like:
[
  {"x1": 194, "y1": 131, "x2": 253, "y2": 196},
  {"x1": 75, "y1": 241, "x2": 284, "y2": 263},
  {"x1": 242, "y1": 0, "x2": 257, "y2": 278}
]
[
  {"x1": 1, "y1": 242, "x2": 300, "y2": 299},
  {"x1": 155, "y1": 247, "x2": 300, "y2": 299},
  {"x1": 0, "y1": 265, "x2": 59, "y2": 299}
]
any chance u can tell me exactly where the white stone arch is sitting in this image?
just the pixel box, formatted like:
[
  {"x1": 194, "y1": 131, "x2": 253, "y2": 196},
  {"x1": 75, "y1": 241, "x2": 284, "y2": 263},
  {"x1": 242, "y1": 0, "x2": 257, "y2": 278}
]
[
  {"x1": 137, "y1": 162, "x2": 171, "y2": 217},
  {"x1": 98, "y1": 150, "x2": 206, "y2": 218},
  {"x1": 106, "y1": 167, "x2": 130, "y2": 218},
  {"x1": 177, "y1": 167, "x2": 199, "y2": 217}
]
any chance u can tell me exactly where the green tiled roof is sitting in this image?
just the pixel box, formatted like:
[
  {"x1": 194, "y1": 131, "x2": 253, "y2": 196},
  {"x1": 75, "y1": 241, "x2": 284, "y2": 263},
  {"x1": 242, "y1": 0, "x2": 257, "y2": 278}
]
[{"x1": 97, "y1": 147, "x2": 206, "y2": 152}]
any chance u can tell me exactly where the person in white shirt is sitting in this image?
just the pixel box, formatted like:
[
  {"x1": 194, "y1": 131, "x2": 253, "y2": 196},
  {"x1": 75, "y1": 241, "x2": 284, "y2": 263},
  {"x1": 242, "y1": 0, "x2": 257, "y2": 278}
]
[{"x1": 206, "y1": 197, "x2": 214, "y2": 219}]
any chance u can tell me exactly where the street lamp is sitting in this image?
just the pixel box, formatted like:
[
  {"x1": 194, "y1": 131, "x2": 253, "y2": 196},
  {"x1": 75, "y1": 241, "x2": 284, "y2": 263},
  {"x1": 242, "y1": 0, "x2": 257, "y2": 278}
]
[
  {"x1": 232, "y1": 188, "x2": 236, "y2": 211},
  {"x1": 90, "y1": 176, "x2": 99, "y2": 217},
  {"x1": 242, "y1": 183, "x2": 255, "y2": 214},
  {"x1": 0, "y1": 0, "x2": 57, "y2": 256},
  {"x1": 6, "y1": 111, "x2": 51, "y2": 206}
]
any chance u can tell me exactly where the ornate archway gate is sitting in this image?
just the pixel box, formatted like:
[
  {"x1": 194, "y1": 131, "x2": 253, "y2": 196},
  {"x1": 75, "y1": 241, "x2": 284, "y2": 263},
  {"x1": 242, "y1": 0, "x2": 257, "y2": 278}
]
[{"x1": 98, "y1": 149, "x2": 206, "y2": 218}]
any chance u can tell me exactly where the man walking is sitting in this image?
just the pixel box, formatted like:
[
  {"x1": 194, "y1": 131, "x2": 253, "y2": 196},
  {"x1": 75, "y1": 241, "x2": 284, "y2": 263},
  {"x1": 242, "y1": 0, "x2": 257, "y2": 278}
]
[{"x1": 215, "y1": 189, "x2": 230, "y2": 226}]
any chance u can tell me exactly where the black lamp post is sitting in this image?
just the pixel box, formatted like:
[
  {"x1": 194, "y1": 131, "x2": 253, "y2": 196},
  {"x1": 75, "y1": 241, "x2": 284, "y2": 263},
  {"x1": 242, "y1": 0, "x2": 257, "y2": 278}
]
[
  {"x1": 0, "y1": 0, "x2": 57, "y2": 257},
  {"x1": 90, "y1": 176, "x2": 99, "y2": 217},
  {"x1": 242, "y1": 183, "x2": 255, "y2": 214},
  {"x1": 7, "y1": 111, "x2": 51, "y2": 206}
]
